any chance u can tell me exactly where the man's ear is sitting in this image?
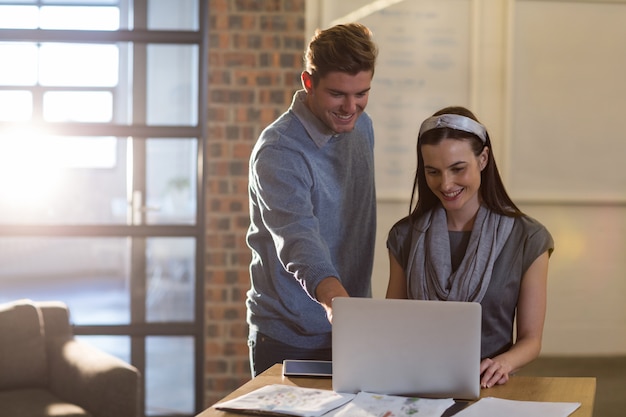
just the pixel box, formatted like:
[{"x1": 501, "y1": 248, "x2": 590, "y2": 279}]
[{"x1": 301, "y1": 71, "x2": 313, "y2": 92}]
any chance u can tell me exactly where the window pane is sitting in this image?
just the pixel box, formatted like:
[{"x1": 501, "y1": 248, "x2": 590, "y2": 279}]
[
  {"x1": 0, "y1": 0, "x2": 36, "y2": 4},
  {"x1": 44, "y1": 91, "x2": 113, "y2": 122},
  {"x1": 146, "y1": 336, "x2": 194, "y2": 415},
  {"x1": 0, "y1": 91, "x2": 32, "y2": 121},
  {"x1": 57, "y1": 136, "x2": 118, "y2": 168},
  {"x1": 0, "y1": 43, "x2": 38, "y2": 85},
  {"x1": 147, "y1": 44, "x2": 198, "y2": 126},
  {"x1": 0, "y1": 135, "x2": 127, "y2": 224},
  {"x1": 0, "y1": 5, "x2": 37, "y2": 28},
  {"x1": 41, "y1": 0, "x2": 119, "y2": 4},
  {"x1": 40, "y1": 6, "x2": 119, "y2": 30},
  {"x1": 148, "y1": 0, "x2": 198, "y2": 30},
  {"x1": 146, "y1": 138, "x2": 197, "y2": 225},
  {"x1": 146, "y1": 238, "x2": 195, "y2": 322},
  {"x1": 40, "y1": 43, "x2": 119, "y2": 87},
  {"x1": 0, "y1": 237, "x2": 131, "y2": 326}
]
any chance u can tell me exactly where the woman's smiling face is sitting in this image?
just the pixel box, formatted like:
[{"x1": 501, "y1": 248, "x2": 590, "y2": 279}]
[{"x1": 421, "y1": 138, "x2": 488, "y2": 217}]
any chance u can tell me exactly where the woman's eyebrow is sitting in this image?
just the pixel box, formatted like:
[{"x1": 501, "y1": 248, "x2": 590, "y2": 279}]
[
  {"x1": 424, "y1": 161, "x2": 466, "y2": 170},
  {"x1": 448, "y1": 161, "x2": 467, "y2": 168}
]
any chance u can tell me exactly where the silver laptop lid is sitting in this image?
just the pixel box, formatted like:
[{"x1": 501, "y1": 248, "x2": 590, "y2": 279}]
[{"x1": 332, "y1": 297, "x2": 481, "y2": 400}]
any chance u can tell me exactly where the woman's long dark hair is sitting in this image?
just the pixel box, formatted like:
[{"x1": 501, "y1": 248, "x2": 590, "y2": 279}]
[{"x1": 409, "y1": 106, "x2": 522, "y2": 222}]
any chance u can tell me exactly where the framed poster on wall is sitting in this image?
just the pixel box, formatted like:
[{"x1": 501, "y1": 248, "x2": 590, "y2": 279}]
[
  {"x1": 310, "y1": 0, "x2": 472, "y2": 200},
  {"x1": 509, "y1": 0, "x2": 626, "y2": 203}
]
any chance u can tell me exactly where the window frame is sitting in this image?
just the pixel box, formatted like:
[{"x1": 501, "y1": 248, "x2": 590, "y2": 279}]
[{"x1": 0, "y1": 1, "x2": 208, "y2": 415}]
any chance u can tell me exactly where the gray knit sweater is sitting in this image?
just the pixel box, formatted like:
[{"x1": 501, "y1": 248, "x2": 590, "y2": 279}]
[{"x1": 246, "y1": 90, "x2": 376, "y2": 349}]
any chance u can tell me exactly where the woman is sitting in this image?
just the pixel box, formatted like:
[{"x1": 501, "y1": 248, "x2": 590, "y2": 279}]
[{"x1": 386, "y1": 106, "x2": 553, "y2": 388}]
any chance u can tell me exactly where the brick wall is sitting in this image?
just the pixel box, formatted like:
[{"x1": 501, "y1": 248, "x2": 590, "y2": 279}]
[{"x1": 204, "y1": 0, "x2": 306, "y2": 407}]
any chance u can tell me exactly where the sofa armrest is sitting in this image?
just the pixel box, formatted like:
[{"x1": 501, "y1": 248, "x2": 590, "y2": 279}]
[{"x1": 48, "y1": 338, "x2": 142, "y2": 417}]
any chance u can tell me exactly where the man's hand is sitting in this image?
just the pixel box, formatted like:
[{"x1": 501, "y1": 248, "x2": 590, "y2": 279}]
[{"x1": 315, "y1": 277, "x2": 349, "y2": 323}]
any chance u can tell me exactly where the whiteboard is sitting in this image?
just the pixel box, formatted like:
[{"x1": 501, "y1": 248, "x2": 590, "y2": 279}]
[
  {"x1": 316, "y1": 0, "x2": 472, "y2": 200},
  {"x1": 509, "y1": 0, "x2": 626, "y2": 202}
]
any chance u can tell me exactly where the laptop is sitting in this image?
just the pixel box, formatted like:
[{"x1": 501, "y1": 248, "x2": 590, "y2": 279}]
[{"x1": 332, "y1": 297, "x2": 481, "y2": 400}]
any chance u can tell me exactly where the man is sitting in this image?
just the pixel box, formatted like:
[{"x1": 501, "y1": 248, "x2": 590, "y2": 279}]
[{"x1": 246, "y1": 23, "x2": 379, "y2": 376}]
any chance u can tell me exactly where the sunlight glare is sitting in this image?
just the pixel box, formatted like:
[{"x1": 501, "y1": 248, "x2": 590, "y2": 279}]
[
  {"x1": 0, "y1": 43, "x2": 38, "y2": 86},
  {"x1": 0, "y1": 128, "x2": 63, "y2": 208},
  {"x1": 0, "y1": 91, "x2": 32, "y2": 122},
  {"x1": 0, "y1": 6, "x2": 38, "y2": 29}
]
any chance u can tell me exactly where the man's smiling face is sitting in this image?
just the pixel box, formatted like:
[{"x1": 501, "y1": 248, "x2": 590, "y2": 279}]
[{"x1": 302, "y1": 70, "x2": 373, "y2": 134}]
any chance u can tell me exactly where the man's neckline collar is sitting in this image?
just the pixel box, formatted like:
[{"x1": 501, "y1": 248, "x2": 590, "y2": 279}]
[{"x1": 291, "y1": 90, "x2": 342, "y2": 148}]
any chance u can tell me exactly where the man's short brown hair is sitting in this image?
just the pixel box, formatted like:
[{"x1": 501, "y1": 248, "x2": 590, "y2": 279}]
[{"x1": 304, "y1": 23, "x2": 378, "y2": 86}]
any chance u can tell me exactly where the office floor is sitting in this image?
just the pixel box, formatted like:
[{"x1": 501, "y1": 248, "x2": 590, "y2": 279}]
[{"x1": 516, "y1": 356, "x2": 626, "y2": 417}]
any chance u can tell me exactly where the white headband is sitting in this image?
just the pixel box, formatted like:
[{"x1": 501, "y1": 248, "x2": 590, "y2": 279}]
[{"x1": 418, "y1": 114, "x2": 487, "y2": 143}]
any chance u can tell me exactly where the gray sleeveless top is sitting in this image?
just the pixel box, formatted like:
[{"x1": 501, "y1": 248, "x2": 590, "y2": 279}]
[{"x1": 387, "y1": 213, "x2": 554, "y2": 359}]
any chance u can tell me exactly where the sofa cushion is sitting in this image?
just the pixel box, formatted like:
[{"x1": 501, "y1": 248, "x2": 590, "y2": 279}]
[
  {"x1": 0, "y1": 388, "x2": 91, "y2": 417},
  {"x1": 0, "y1": 300, "x2": 49, "y2": 389}
]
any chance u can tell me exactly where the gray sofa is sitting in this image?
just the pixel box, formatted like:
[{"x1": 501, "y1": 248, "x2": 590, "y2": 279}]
[{"x1": 0, "y1": 299, "x2": 141, "y2": 417}]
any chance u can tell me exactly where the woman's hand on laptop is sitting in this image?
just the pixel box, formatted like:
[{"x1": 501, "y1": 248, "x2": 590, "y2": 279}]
[{"x1": 479, "y1": 357, "x2": 512, "y2": 388}]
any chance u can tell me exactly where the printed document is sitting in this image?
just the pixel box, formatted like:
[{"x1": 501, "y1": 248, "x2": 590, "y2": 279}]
[
  {"x1": 214, "y1": 384, "x2": 455, "y2": 417},
  {"x1": 454, "y1": 397, "x2": 581, "y2": 417}
]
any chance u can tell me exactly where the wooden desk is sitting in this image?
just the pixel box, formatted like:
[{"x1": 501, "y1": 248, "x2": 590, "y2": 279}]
[{"x1": 198, "y1": 364, "x2": 596, "y2": 417}]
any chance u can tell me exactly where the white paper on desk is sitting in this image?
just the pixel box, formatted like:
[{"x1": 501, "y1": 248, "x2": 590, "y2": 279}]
[
  {"x1": 327, "y1": 391, "x2": 455, "y2": 417},
  {"x1": 215, "y1": 384, "x2": 355, "y2": 417},
  {"x1": 454, "y1": 397, "x2": 581, "y2": 417}
]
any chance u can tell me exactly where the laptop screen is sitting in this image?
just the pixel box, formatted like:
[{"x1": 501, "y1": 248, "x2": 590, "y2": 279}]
[{"x1": 332, "y1": 297, "x2": 481, "y2": 400}]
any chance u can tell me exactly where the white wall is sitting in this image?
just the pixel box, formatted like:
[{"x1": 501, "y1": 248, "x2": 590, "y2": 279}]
[
  {"x1": 518, "y1": 204, "x2": 626, "y2": 355},
  {"x1": 310, "y1": 0, "x2": 626, "y2": 356}
]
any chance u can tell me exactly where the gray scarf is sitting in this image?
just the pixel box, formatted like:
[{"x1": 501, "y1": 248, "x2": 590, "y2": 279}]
[{"x1": 406, "y1": 205, "x2": 514, "y2": 302}]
